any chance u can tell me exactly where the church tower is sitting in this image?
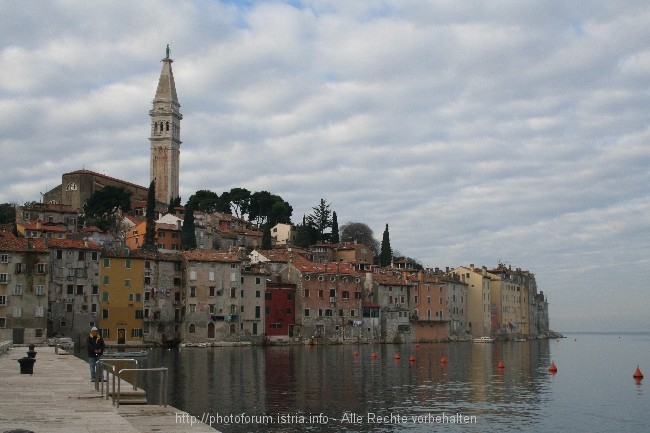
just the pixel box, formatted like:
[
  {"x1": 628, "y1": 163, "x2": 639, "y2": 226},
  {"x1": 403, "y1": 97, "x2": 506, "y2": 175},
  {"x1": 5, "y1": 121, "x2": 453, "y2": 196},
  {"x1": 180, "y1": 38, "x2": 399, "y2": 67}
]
[{"x1": 150, "y1": 45, "x2": 182, "y2": 205}]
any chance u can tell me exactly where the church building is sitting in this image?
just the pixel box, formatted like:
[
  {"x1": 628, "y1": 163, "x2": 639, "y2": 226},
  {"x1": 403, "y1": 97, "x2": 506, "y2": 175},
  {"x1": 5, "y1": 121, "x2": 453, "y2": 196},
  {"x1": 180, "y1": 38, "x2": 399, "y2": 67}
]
[{"x1": 42, "y1": 46, "x2": 182, "y2": 211}]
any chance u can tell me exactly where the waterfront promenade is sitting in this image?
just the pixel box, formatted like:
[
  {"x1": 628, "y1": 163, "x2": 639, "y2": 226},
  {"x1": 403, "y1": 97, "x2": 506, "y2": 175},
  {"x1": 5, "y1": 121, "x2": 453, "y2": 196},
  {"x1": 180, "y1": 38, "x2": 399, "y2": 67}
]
[{"x1": 0, "y1": 344, "x2": 217, "y2": 433}]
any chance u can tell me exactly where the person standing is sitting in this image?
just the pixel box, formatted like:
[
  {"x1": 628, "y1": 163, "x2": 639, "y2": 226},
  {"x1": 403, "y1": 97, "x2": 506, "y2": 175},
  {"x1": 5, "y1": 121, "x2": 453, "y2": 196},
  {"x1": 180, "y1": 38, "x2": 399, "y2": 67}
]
[{"x1": 87, "y1": 326, "x2": 105, "y2": 381}]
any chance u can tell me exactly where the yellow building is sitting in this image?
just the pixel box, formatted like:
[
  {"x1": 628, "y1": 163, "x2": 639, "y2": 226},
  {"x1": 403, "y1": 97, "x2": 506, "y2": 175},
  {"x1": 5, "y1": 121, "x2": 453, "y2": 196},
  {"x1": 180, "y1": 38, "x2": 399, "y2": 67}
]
[{"x1": 98, "y1": 251, "x2": 145, "y2": 345}]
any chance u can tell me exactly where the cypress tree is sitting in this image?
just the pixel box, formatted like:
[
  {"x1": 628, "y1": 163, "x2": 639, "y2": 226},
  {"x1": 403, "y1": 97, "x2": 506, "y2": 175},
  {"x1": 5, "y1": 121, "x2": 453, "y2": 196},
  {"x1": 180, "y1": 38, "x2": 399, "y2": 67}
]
[
  {"x1": 380, "y1": 223, "x2": 392, "y2": 267},
  {"x1": 330, "y1": 211, "x2": 339, "y2": 243},
  {"x1": 262, "y1": 225, "x2": 272, "y2": 250},
  {"x1": 182, "y1": 206, "x2": 197, "y2": 250},
  {"x1": 143, "y1": 180, "x2": 157, "y2": 250}
]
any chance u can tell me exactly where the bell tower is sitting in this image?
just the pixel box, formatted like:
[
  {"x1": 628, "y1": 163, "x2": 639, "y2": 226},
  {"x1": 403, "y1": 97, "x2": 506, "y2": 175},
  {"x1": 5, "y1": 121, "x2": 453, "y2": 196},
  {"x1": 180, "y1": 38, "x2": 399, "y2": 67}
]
[{"x1": 150, "y1": 44, "x2": 182, "y2": 205}]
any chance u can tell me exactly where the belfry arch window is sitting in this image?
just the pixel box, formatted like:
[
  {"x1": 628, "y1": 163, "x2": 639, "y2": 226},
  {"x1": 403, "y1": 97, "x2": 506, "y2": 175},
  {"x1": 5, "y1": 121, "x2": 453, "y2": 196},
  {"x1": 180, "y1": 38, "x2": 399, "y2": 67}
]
[{"x1": 166, "y1": 122, "x2": 170, "y2": 131}]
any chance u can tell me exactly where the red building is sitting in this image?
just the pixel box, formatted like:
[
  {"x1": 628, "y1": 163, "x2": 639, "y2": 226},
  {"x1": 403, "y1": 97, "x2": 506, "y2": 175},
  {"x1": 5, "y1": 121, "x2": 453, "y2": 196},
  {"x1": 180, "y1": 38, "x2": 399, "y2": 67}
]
[{"x1": 265, "y1": 282, "x2": 296, "y2": 339}]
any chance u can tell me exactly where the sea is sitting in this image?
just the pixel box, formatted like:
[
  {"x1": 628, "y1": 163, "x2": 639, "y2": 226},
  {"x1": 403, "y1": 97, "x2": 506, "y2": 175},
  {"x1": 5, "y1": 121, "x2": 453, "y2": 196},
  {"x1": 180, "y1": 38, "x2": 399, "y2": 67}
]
[{"x1": 129, "y1": 332, "x2": 648, "y2": 432}]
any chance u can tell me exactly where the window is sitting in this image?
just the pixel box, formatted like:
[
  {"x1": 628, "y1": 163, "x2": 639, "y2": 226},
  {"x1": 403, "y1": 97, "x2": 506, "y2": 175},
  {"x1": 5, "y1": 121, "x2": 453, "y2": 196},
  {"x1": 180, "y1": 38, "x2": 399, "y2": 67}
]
[
  {"x1": 91, "y1": 251, "x2": 99, "y2": 261},
  {"x1": 209, "y1": 286, "x2": 216, "y2": 297},
  {"x1": 13, "y1": 284, "x2": 23, "y2": 295},
  {"x1": 190, "y1": 287, "x2": 196, "y2": 297},
  {"x1": 255, "y1": 306, "x2": 261, "y2": 318},
  {"x1": 350, "y1": 309, "x2": 356, "y2": 317},
  {"x1": 304, "y1": 308, "x2": 310, "y2": 317},
  {"x1": 102, "y1": 309, "x2": 109, "y2": 319},
  {"x1": 265, "y1": 292, "x2": 272, "y2": 300},
  {"x1": 0, "y1": 274, "x2": 9, "y2": 283},
  {"x1": 342, "y1": 291, "x2": 349, "y2": 299},
  {"x1": 230, "y1": 288, "x2": 236, "y2": 298},
  {"x1": 101, "y1": 329, "x2": 110, "y2": 338},
  {"x1": 74, "y1": 285, "x2": 83, "y2": 295},
  {"x1": 144, "y1": 276, "x2": 151, "y2": 285},
  {"x1": 35, "y1": 306, "x2": 44, "y2": 317},
  {"x1": 132, "y1": 328, "x2": 143, "y2": 338},
  {"x1": 189, "y1": 270, "x2": 197, "y2": 281},
  {"x1": 304, "y1": 289, "x2": 309, "y2": 298},
  {"x1": 91, "y1": 304, "x2": 97, "y2": 313},
  {"x1": 125, "y1": 259, "x2": 131, "y2": 269},
  {"x1": 256, "y1": 290, "x2": 260, "y2": 298},
  {"x1": 188, "y1": 323, "x2": 196, "y2": 333},
  {"x1": 325, "y1": 309, "x2": 333, "y2": 317},
  {"x1": 78, "y1": 251, "x2": 85, "y2": 261},
  {"x1": 189, "y1": 305, "x2": 196, "y2": 314},
  {"x1": 240, "y1": 289, "x2": 244, "y2": 298},
  {"x1": 14, "y1": 263, "x2": 22, "y2": 274},
  {"x1": 103, "y1": 276, "x2": 109, "y2": 285},
  {"x1": 209, "y1": 272, "x2": 215, "y2": 281},
  {"x1": 37, "y1": 263, "x2": 46, "y2": 274},
  {"x1": 135, "y1": 293, "x2": 141, "y2": 302},
  {"x1": 240, "y1": 305, "x2": 244, "y2": 313},
  {"x1": 135, "y1": 310, "x2": 143, "y2": 319},
  {"x1": 13, "y1": 307, "x2": 22, "y2": 317},
  {"x1": 255, "y1": 277, "x2": 261, "y2": 285},
  {"x1": 318, "y1": 290, "x2": 323, "y2": 298},
  {"x1": 102, "y1": 292, "x2": 109, "y2": 302},
  {"x1": 124, "y1": 279, "x2": 131, "y2": 287},
  {"x1": 92, "y1": 285, "x2": 99, "y2": 295},
  {"x1": 0, "y1": 296, "x2": 6, "y2": 305},
  {"x1": 1, "y1": 254, "x2": 9, "y2": 263},
  {"x1": 103, "y1": 258, "x2": 110, "y2": 268}
]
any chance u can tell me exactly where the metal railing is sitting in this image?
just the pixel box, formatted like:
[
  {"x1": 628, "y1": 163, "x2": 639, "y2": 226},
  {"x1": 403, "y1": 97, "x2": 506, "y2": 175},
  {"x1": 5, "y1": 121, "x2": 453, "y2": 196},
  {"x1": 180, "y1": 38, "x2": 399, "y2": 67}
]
[
  {"x1": 116, "y1": 367, "x2": 168, "y2": 408},
  {"x1": 95, "y1": 358, "x2": 139, "y2": 402}
]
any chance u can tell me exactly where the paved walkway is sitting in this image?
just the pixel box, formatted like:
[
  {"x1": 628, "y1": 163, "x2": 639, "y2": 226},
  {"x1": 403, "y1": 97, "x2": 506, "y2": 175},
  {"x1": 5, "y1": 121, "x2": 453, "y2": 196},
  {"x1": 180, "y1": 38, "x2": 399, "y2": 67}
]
[{"x1": 0, "y1": 345, "x2": 217, "y2": 433}]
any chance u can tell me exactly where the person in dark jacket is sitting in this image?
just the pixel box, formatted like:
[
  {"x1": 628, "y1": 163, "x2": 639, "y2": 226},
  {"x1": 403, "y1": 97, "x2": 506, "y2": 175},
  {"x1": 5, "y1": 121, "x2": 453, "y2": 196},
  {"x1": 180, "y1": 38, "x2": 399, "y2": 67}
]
[{"x1": 87, "y1": 326, "x2": 105, "y2": 381}]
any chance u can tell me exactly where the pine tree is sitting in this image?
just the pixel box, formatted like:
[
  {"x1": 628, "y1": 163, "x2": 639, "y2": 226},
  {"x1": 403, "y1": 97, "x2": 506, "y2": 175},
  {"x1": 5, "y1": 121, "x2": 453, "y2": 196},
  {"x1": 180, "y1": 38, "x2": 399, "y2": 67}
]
[
  {"x1": 182, "y1": 206, "x2": 197, "y2": 250},
  {"x1": 330, "y1": 211, "x2": 339, "y2": 243},
  {"x1": 143, "y1": 180, "x2": 157, "y2": 250},
  {"x1": 380, "y1": 223, "x2": 392, "y2": 267}
]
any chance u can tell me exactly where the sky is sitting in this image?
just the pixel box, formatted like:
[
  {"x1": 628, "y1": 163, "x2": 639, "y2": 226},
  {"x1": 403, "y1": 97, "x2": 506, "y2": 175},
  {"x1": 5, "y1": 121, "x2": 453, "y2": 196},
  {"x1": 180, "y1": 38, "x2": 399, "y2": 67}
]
[{"x1": 1, "y1": 1, "x2": 649, "y2": 332}]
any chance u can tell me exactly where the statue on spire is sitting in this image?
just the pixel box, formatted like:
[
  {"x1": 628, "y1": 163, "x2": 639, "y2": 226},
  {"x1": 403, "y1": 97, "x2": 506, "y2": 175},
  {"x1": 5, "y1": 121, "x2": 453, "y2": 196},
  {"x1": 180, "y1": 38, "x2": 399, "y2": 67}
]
[{"x1": 166, "y1": 44, "x2": 170, "y2": 59}]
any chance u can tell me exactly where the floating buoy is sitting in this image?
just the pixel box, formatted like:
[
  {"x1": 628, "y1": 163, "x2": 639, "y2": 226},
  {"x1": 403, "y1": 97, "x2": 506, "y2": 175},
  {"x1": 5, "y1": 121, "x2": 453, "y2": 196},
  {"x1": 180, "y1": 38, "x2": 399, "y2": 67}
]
[
  {"x1": 409, "y1": 355, "x2": 416, "y2": 362},
  {"x1": 371, "y1": 352, "x2": 377, "y2": 359},
  {"x1": 633, "y1": 366, "x2": 644, "y2": 379},
  {"x1": 497, "y1": 360, "x2": 505, "y2": 369},
  {"x1": 415, "y1": 343, "x2": 420, "y2": 348},
  {"x1": 394, "y1": 353, "x2": 401, "y2": 360},
  {"x1": 549, "y1": 362, "x2": 557, "y2": 373},
  {"x1": 353, "y1": 351, "x2": 359, "y2": 357},
  {"x1": 440, "y1": 356, "x2": 448, "y2": 364}
]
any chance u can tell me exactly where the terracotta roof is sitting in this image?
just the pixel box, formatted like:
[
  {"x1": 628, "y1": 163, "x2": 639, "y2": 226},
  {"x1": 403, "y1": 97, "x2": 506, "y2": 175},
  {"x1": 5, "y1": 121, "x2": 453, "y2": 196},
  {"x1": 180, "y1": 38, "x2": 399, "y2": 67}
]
[
  {"x1": 371, "y1": 272, "x2": 412, "y2": 286},
  {"x1": 47, "y1": 238, "x2": 101, "y2": 250},
  {"x1": 293, "y1": 262, "x2": 360, "y2": 275},
  {"x1": 18, "y1": 222, "x2": 67, "y2": 232},
  {"x1": 65, "y1": 169, "x2": 148, "y2": 191},
  {"x1": 0, "y1": 238, "x2": 48, "y2": 252},
  {"x1": 362, "y1": 301, "x2": 380, "y2": 308},
  {"x1": 181, "y1": 250, "x2": 240, "y2": 262}
]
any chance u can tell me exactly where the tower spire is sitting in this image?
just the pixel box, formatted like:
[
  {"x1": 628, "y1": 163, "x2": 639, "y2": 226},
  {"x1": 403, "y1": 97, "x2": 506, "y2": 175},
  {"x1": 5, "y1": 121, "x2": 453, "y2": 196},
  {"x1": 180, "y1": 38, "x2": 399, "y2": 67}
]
[{"x1": 149, "y1": 45, "x2": 182, "y2": 205}]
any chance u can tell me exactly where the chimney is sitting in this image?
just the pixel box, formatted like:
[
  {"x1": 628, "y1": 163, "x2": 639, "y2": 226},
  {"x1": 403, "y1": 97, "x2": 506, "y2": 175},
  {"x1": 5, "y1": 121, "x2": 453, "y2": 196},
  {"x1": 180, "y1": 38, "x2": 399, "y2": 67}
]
[{"x1": 470, "y1": 264, "x2": 474, "y2": 271}]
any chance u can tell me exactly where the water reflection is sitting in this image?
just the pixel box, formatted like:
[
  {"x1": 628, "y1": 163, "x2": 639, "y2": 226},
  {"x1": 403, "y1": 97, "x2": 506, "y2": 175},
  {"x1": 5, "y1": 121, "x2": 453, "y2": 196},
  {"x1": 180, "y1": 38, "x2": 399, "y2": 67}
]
[{"x1": 138, "y1": 340, "x2": 552, "y2": 432}]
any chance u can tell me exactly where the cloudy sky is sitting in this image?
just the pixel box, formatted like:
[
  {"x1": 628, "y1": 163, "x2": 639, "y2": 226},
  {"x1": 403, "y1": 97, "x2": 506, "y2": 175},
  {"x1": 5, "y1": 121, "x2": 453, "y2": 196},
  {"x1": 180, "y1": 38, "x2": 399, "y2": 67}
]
[{"x1": 1, "y1": 1, "x2": 649, "y2": 332}]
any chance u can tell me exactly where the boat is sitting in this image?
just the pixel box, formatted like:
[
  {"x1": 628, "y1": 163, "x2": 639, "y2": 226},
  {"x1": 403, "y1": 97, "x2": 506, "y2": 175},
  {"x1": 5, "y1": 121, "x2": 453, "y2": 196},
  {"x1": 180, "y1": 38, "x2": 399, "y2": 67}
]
[
  {"x1": 473, "y1": 336, "x2": 495, "y2": 343},
  {"x1": 103, "y1": 350, "x2": 150, "y2": 358},
  {"x1": 515, "y1": 338, "x2": 527, "y2": 342}
]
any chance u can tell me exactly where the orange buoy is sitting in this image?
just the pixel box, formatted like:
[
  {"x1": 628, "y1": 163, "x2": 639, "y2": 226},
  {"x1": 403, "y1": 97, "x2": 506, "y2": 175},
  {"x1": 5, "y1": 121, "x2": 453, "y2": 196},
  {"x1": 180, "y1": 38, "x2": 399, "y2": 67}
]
[
  {"x1": 394, "y1": 353, "x2": 401, "y2": 360},
  {"x1": 415, "y1": 343, "x2": 420, "y2": 348},
  {"x1": 409, "y1": 355, "x2": 416, "y2": 362},
  {"x1": 353, "y1": 351, "x2": 359, "y2": 357},
  {"x1": 497, "y1": 360, "x2": 505, "y2": 369},
  {"x1": 440, "y1": 356, "x2": 447, "y2": 364},
  {"x1": 371, "y1": 352, "x2": 377, "y2": 359},
  {"x1": 633, "y1": 366, "x2": 644, "y2": 379},
  {"x1": 549, "y1": 362, "x2": 558, "y2": 373}
]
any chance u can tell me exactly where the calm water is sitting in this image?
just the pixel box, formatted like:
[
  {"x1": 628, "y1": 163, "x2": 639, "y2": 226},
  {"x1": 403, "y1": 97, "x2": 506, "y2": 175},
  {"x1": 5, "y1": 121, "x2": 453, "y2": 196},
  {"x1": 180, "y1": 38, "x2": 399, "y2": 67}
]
[{"x1": 135, "y1": 333, "x2": 648, "y2": 432}]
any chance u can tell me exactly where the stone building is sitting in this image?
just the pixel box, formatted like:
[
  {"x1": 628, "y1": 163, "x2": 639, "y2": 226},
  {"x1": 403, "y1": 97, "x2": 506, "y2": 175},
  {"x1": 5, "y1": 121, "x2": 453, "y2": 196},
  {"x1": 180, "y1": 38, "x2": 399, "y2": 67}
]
[
  {"x1": 141, "y1": 251, "x2": 183, "y2": 346},
  {"x1": 47, "y1": 239, "x2": 102, "y2": 344},
  {"x1": 179, "y1": 250, "x2": 242, "y2": 343},
  {"x1": 0, "y1": 238, "x2": 49, "y2": 344}
]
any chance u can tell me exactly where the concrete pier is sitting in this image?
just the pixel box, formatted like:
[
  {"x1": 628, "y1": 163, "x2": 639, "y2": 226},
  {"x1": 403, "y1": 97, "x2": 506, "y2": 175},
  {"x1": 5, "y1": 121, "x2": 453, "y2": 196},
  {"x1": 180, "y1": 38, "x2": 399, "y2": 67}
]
[{"x1": 0, "y1": 345, "x2": 217, "y2": 432}]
